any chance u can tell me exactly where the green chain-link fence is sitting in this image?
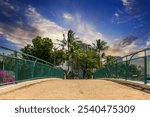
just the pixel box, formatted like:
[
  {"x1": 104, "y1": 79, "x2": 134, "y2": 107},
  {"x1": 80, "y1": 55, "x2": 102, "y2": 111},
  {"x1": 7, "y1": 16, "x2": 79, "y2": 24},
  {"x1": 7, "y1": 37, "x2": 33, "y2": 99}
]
[
  {"x1": 0, "y1": 45, "x2": 64, "y2": 85},
  {"x1": 93, "y1": 48, "x2": 150, "y2": 84}
]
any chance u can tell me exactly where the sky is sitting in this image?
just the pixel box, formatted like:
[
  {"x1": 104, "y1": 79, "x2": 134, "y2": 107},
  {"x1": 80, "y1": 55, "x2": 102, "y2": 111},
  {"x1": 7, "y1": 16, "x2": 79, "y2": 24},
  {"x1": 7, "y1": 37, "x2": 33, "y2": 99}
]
[{"x1": 0, "y1": 0, "x2": 150, "y2": 56}]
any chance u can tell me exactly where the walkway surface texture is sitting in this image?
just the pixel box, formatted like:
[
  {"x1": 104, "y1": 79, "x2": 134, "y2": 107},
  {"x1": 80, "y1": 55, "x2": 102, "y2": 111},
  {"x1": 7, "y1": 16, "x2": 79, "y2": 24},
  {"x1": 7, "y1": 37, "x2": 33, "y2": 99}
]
[{"x1": 0, "y1": 78, "x2": 150, "y2": 100}]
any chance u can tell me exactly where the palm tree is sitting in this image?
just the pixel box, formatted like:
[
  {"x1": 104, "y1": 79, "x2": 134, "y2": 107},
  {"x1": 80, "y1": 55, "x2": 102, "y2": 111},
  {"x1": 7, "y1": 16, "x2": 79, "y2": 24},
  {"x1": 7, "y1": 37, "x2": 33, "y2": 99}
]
[
  {"x1": 57, "y1": 30, "x2": 81, "y2": 78},
  {"x1": 93, "y1": 39, "x2": 109, "y2": 68},
  {"x1": 105, "y1": 55, "x2": 114, "y2": 65},
  {"x1": 67, "y1": 30, "x2": 82, "y2": 77},
  {"x1": 56, "y1": 34, "x2": 67, "y2": 50}
]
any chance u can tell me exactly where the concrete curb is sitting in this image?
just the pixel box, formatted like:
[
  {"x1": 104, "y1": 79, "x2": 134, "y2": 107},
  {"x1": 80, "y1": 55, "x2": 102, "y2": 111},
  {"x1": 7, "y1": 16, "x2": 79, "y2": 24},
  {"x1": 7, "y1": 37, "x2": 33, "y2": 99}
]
[
  {"x1": 0, "y1": 78, "x2": 62, "y2": 96},
  {"x1": 100, "y1": 78, "x2": 150, "y2": 94}
]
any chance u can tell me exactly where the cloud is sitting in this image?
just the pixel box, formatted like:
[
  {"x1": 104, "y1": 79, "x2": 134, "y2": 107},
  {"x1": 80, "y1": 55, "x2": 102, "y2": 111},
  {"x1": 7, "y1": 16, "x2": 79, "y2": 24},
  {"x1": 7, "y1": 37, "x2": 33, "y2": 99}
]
[
  {"x1": 1, "y1": 4, "x2": 103, "y2": 49},
  {"x1": 106, "y1": 35, "x2": 139, "y2": 56},
  {"x1": 21, "y1": 10, "x2": 139, "y2": 57},
  {"x1": 114, "y1": 12, "x2": 119, "y2": 17},
  {"x1": 63, "y1": 12, "x2": 73, "y2": 20},
  {"x1": 0, "y1": 24, "x2": 33, "y2": 48},
  {"x1": 121, "y1": 0, "x2": 136, "y2": 14},
  {"x1": 122, "y1": 0, "x2": 128, "y2": 3},
  {"x1": 114, "y1": 0, "x2": 149, "y2": 24},
  {"x1": 146, "y1": 41, "x2": 150, "y2": 46},
  {"x1": 122, "y1": 0, "x2": 129, "y2": 6},
  {"x1": 26, "y1": 6, "x2": 67, "y2": 43},
  {"x1": 62, "y1": 12, "x2": 139, "y2": 56},
  {"x1": 146, "y1": 36, "x2": 150, "y2": 46},
  {"x1": 0, "y1": 0, "x2": 19, "y2": 11},
  {"x1": 112, "y1": 0, "x2": 139, "y2": 24},
  {"x1": 112, "y1": 0, "x2": 150, "y2": 47},
  {"x1": 112, "y1": 11, "x2": 121, "y2": 24},
  {"x1": 118, "y1": 35, "x2": 138, "y2": 47},
  {"x1": 62, "y1": 12, "x2": 103, "y2": 44},
  {"x1": 0, "y1": 5, "x2": 67, "y2": 47}
]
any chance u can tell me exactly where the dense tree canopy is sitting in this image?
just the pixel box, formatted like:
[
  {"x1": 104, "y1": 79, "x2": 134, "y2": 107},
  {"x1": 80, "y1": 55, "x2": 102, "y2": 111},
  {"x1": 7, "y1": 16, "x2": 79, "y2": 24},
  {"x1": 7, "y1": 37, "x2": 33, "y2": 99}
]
[
  {"x1": 20, "y1": 30, "x2": 113, "y2": 79},
  {"x1": 21, "y1": 36, "x2": 53, "y2": 62}
]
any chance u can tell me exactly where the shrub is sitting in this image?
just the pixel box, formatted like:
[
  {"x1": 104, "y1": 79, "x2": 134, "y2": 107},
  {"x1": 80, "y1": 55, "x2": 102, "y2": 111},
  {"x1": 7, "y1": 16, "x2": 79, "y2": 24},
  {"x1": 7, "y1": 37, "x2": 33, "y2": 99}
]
[{"x1": 0, "y1": 70, "x2": 15, "y2": 85}]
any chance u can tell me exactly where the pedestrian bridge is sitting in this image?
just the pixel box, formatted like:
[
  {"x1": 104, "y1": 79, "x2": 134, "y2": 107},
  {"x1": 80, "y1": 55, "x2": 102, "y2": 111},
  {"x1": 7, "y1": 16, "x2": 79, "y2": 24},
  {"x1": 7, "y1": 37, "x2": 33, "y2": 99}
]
[
  {"x1": 1, "y1": 45, "x2": 150, "y2": 85},
  {"x1": 0, "y1": 45, "x2": 150, "y2": 99}
]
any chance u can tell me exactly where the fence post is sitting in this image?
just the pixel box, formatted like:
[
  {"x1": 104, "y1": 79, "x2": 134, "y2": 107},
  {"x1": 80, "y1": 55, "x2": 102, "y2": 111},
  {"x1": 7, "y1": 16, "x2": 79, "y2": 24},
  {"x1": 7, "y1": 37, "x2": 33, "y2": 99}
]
[
  {"x1": 125, "y1": 57, "x2": 128, "y2": 80},
  {"x1": 32, "y1": 59, "x2": 37, "y2": 79},
  {"x1": 115, "y1": 64, "x2": 118, "y2": 78},
  {"x1": 106, "y1": 66, "x2": 109, "y2": 78},
  {"x1": 2, "y1": 53, "x2": 4, "y2": 70},
  {"x1": 144, "y1": 50, "x2": 147, "y2": 84},
  {"x1": 15, "y1": 51, "x2": 18, "y2": 82}
]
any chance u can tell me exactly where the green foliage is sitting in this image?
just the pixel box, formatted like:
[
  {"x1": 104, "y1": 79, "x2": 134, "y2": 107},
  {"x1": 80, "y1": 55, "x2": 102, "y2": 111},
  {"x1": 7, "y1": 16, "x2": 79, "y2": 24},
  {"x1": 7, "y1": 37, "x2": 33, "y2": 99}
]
[
  {"x1": 128, "y1": 64, "x2": 142, "y2": 77},
  {"x1": 20, "y1": 44, "x2": 33, "y2": 56},
  {"x1": 92, "y1": 39, "x2": 109, "y2": 68},
  {"x1": 73, "y1": 49, "x2": 98, "y2": 78},
  {"x1": 21, "y1": 36, "x2": 53, "y2": 63},
  {"x1": 115, "y1": 63, "x2": 142, "y2": 78},
  {"x1": 21, "y1": 30, "x2": 110, "y2": 79},
  {"x1": 105, "y1": 55, "x2": 115, "y2": 66},
  {"x1": 52, "y1": 49, "x2": 66, "y2": 66},
  {"x1": 57, "y1": 30, "x2": 81, "y2": 77}
]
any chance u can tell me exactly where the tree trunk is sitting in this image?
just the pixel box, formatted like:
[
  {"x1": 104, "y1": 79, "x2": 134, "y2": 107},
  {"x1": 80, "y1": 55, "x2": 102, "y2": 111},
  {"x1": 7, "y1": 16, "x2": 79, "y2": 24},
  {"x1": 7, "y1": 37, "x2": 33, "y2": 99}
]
[
  {"x1": 98, "y1": 50, "x2": 101, "y2": 69},
  {"x1": 67, "y1": 44, "x2": 70, "y2": 79}
]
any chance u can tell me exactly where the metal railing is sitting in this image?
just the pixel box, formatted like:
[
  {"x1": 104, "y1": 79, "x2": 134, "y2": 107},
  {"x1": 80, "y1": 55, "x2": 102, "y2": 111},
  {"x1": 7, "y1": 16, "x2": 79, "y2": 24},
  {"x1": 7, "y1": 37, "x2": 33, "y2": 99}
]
[
  {"x1": 0, "y1": 45, "x2": 64, "y2": 85},
  {"x1": 93, "y1": 47, "x2": 150, "y2": 84}
]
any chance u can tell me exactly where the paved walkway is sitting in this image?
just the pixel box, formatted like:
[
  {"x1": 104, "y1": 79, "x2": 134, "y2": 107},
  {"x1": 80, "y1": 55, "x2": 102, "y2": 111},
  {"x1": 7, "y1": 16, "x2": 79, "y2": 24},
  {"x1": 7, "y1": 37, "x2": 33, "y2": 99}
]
[{"x1": 0, "y1": 78, "x2": 150, "y2": 100}]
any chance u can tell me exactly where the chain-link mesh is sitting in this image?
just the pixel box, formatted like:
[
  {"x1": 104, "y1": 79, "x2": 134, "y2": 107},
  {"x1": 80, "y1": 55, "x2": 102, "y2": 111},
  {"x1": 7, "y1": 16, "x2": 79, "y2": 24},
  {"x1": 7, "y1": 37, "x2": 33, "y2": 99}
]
[
  {"x1": 93, "y1": 49, "x2": 150, "y2": 84},
  {"x1": 0, "y1": 46, "x2": 64, "y2": 85}
]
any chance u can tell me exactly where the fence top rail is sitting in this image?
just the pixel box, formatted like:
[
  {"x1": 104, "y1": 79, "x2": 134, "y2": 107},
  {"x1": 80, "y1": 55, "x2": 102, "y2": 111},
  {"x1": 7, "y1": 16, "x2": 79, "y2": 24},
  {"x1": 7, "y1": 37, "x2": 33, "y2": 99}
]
[
  {"x1": 0, "y1": 45, "x2": 55, "y2": 67},
  {"x1": 111, "y1": 47, "x2": 150, "y2": 63},
  {"x1": 121, "y1": 47, "x2": 150, "y2": 58}
]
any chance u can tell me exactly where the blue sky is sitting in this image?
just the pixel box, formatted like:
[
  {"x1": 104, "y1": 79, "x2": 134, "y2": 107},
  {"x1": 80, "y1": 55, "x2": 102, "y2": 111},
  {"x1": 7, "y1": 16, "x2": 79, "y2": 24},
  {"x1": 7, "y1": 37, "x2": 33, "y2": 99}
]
[{"x1": 0, "y1": 0, "x2": 150, "y2": 56}]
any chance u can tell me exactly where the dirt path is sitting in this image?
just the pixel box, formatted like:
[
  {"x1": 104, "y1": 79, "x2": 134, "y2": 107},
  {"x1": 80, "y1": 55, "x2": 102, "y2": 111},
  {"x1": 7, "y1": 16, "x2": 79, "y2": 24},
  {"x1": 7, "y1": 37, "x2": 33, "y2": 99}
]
[{"x1": 0, "y1": 78, "x2": 150, "y2": 100}]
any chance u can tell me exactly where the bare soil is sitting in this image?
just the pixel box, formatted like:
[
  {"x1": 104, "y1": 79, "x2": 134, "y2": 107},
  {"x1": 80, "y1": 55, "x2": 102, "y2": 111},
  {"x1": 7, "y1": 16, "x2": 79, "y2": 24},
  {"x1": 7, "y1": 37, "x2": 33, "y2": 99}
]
[{"x1": 0, "y1": 78, "x2": 150, "y2": 100}]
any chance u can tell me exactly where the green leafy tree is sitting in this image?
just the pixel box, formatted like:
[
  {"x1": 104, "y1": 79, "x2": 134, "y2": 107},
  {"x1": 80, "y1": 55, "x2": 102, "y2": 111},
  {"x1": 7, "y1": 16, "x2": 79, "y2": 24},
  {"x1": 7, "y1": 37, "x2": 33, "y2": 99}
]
[
  {"x1": 52, "y1": 49, "x2": 66, "y2": 66},
  {"x1": 20, "y1": 31, "x2": 112, "y2": 79},
  {"x1": 57, "y1": 30, "x2": 81, "y2": 77},
  {"x1": 56, "y1": 34, "x2": 67, "y2": 51},
  {"x1": 93, "y1": 39, "x2": 109, "y2": 68},
  {"x1": 105, "y1": 55, "x2": 115, "y2": 66},
  {"x1": 74, "y1": 49, "x2": 98, "y2": 79},
  {"x1": 117, "y1": 63, "x2": 142, "y2": 79},
  {"x1": 21, "y1": 36, "x2": 53, "y2": 63}
]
